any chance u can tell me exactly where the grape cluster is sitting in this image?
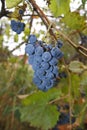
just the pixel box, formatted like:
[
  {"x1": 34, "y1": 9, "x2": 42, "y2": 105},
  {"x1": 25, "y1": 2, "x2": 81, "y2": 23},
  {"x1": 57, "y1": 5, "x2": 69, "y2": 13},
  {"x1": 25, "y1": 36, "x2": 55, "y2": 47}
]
[
  {"x1": 25, "y1": 35, "x2": 63, "y2": 91},
  {"x1": 11, "y1": 20, "x2": 25, "y2": 34},
  {"x1": 53, "y1": 104, "x2": 76, "y2": 130}
]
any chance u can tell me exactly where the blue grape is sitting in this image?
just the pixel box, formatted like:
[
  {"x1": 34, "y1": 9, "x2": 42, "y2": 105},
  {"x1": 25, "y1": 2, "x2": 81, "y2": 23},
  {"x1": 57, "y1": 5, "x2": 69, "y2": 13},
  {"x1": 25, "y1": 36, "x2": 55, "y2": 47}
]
[
  {"x1": 36, "y1": 68, "x2": 46, "y2": 77},
  {"x1": 11, "y1": 20, "x2": 25, "y2": 34},
  {"x1": 44, "y1": 44, "x2": 52, "y2": 50},
  {"x1": 57, "y1": 52, "x2": 64, "y2": 60},
  {"x1": 28, "y1": 35, "x2": 37, "y2": 44},
  {"x1": 33, "y1": 75, "x2": 42, "y2": 86},
  {"x1": 35, "y1": 46, "x2": 44, "y2": 56},
  {"x1": 51, "y1": 47, "x2": 63, "y2": 59},
  {"x1": 38, "y1": 82, "x2": 47, "y2": 91},
  {"x1": 41, "y1": 62, "x2": 50, "y2": 70},
  {"x1": 19, "y1": 9, "x2": 24, "y2": 15},
  {"x1": 16, "y1": 21, "x2": 25, "y2": 34},
  {"x1": 34, "y1": 55, "x2": 42, "y2": 63},
  {"x1": 43, "y1": 78, "x2": 52, "y2": 87},
  {"x1": 49, "y1": 57, "x2": 58, "y2": 65},
  {"x1": 25, "y1": 44, "x2": 35, "y2": 55},
  {"x1": 28, "y1": 55, "x2": 34, "y2": 65},
  {"x1": 32, "y1": 61, "x2": 41, "y2": 71},
  {"x1": 52, "y1": 66, "x2": 59, "y2": 77},
  {"x1": 56, "y1": 40, "x2": 63, "y2": 48},
  {"x1": 11, "y1": 20, "x2": 18, "y2": 32},
  {"x1": 42, "y1": 52, "x2": 52, "y2": 62},
  {"x1": 57, "y1": 113, "x2": 70, "y2": 125},
  {"x1": 46, "y1": 72, "x2": 54, "y2": 79},
  {"x1": 38, "y1": 81, "x2": 51, "y2": 91},
  {"x1": 46, "y1": 66, "x2": 53, "y2": 73}
]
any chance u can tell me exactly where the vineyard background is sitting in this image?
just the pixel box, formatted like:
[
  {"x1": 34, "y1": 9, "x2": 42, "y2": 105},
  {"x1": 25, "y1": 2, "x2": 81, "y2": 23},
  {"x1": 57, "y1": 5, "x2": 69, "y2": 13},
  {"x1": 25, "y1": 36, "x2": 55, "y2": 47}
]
[{"x1": 0, "y1": 0, "x2": 87, "y2": 130}]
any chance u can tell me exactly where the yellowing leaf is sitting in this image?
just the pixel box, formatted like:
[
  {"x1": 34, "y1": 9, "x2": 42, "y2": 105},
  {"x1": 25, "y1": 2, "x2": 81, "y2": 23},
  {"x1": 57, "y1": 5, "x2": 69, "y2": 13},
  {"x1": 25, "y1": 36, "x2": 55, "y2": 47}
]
[{"x1": 6, "y1": 0, "x2": 22, "y2": 8}]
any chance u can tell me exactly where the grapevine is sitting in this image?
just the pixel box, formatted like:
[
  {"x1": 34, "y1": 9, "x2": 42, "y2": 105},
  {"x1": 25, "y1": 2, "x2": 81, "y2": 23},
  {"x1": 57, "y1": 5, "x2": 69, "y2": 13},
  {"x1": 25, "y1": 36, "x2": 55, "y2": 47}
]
[{"x1": 0, "y1": 0, "x2": 87, "y2": 130}]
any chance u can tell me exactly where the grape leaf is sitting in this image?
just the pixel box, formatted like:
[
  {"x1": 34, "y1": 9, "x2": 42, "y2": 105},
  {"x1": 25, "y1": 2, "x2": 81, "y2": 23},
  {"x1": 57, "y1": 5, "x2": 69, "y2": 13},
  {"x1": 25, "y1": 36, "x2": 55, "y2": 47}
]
[
  {"x1": 71, "y1": 74, "x2": 80, "y2": 98},
  {"x1": 80, "y1": 71, "x2": 87, "y2": 96},
  {"x1": 62, "y1": 12, "x2": 85, "y2": 30},
  {"x1": 19, "y1": 88, "x2": 61, "y2": 130},
  {"x1": 49, "y1": 0, "x2": 70, "y2": 17},
  {"x1": 69, "y1": 60, "x2": 85, "y2": 74},
  {"x1": 6, "y1": 0, "x2": 22, "y2": 8}
]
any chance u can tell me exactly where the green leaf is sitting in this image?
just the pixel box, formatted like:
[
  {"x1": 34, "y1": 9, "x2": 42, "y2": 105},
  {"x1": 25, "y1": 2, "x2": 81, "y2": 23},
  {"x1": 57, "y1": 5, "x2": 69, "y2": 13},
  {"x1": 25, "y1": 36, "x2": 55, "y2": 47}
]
[
  {"x1": 62, "y1": 12, "x2": 85, "y2": 30},
  {"x1": 80, "y1": 71, "x2": 87, "y2": 87},
  {"x1": 71, "y1": 74, "x2": 80, "y2": 98},
  {"x1": 69, "y1": 60, "x2": 85, "y2": 74},
  {"x1": 49, "y1": 0, "x2": 70, "y2": 17},
  {"x1": 19, "y1": 88, "x2": 61, "y2": 130},
  {"x1": 6, "y1": 0, "x2": 22, "y2": 8}
]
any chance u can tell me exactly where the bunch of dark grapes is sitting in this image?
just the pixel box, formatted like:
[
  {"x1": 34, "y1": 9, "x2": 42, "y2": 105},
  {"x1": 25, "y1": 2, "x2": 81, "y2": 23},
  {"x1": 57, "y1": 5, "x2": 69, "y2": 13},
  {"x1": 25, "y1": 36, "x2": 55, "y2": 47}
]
[
  {"x1": 11, "y1": 20, "x2": 25, "y2": 34},
  {"x1": 53, "y1": 104, "x2": 76, "y2": 130},
  {"x1": 25, "y1": 35, "x2": 63, "y2": 91}
]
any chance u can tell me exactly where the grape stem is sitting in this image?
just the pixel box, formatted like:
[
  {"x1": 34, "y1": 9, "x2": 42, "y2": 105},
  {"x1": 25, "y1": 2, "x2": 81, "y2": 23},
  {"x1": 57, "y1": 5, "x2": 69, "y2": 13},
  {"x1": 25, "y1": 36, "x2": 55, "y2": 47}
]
[
  {"x1": 10, "y1": 41, "x2": 26, "y2": 53},
  {"x1": 26, "y1": 0, "x2": 87, "y2": 57},
  {"x1": 48, "y1": 94, "x2": 69, "y2": 104},
  {"x1": 0, "y1": 0, "x2": 11, "y2": 18}
]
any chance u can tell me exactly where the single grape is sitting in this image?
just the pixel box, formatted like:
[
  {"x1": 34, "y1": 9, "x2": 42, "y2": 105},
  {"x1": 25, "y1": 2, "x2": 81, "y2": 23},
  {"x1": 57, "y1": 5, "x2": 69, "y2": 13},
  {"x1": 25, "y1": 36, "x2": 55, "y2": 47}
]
[
  {"x1": 52, "y1": 66, "x2": 59, "y2": 77},
  {"x1": 36, "y1": 68, "x2": 46, "y2": 77},
  {"x1": 43, "y1": 78, "x2": 52, "y2": 87},
  {"x1": 16, "y1": 21, "x2": 25, "y2": 34},
  {"x1": 25, "y1": 44, "x2": 35, "y2": 55},
  {"x1": 32, "y1": 61, "x2": 41, "y2": 71},
  {"x1": 38, "y1": 82, "x2": 47, "y2": 91},
  {"x1": 33, "y1": 75, "x2": 42, "y2": 86},
  {"x1": 49, "y1": 57, "x2": 58, "y2": 65},
  {"x1": 41, "y1": 62, "x2": 50, "y2": 70},
  {"x1": 51, "y1": 47, "x2": 63, "y2": 59},
  {"x1": 35, "y1": 46, "x2": 44, "y2": 56},
  {"x1": 42, "y1": 51, "x2": 52, "y2": 62},
  {"x1": 46, "y1": 66, "x2": 53, "y2": 73},
  {"x1": 56, "y1": 40, "x2": 63, "y2": 48},
  {"x1": 11, "y1": 20, "x2": 18, "y2": 32},
  {"x1": 34, "y1": 55, "x2": 42, "y2": 63},
  {"x1": 46, "y1": 72, "x2": 55, "y2": 79},
  {"x1": 19, "y1": 9, "x2": 24, "y2": 15},
  {"x1": 28, "y1": 55, "x2": 34, "y2": 65},
  {"x1": 28, "y1": 35, "x2": 37, "y2": 44}
]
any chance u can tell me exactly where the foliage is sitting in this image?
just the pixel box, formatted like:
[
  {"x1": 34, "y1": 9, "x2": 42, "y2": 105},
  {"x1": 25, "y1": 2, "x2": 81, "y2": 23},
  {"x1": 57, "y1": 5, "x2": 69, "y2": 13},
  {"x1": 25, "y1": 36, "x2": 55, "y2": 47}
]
[
  {"x1": 6, "y1": 0, "x2": 22, "y2": 8},
  {"x1": 0, "y1": 0, "x2": 87, "y2": 130},
  {"x1": 20, "y1": 88, "x2": 61, "y2": 130},
  {"x1": 49, "y1": 0, "x2": 70, "y2": 17}
]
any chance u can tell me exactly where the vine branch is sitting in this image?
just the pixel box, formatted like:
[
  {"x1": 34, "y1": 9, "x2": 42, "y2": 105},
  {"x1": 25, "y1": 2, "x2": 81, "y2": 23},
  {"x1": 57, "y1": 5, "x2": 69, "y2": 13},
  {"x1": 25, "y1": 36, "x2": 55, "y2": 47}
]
[
  {"x1": 0, "y1": 0, "x2": 11, "y2": 18},
  {"x1": 10, "y1": 41, "x2": 26, "y2": 53},
  {"x1": 26, "y1": 0, "x2": 87, "y2": 58}
]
